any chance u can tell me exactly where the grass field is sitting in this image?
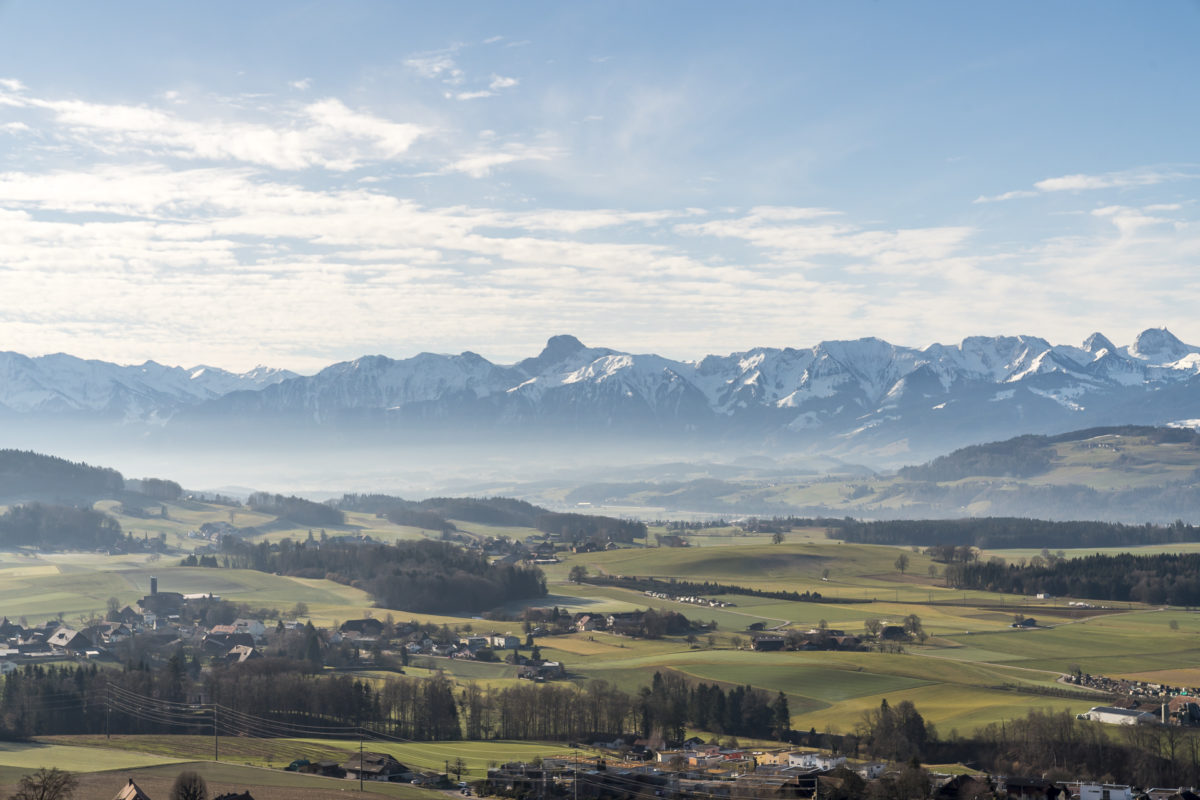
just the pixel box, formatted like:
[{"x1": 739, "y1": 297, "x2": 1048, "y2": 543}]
[
  {"x1": 40, "y1": 735, "x2": 580, "y2": 778},
  {"x1": 0, "y1": 759, "x2": 437, "y2": 800},
  {"x1": 4, "y1": 488, "x2": 1199, "y2": 752},
  {"x1": 0, "y1": 740, "x2": 187, "y2": 771}
]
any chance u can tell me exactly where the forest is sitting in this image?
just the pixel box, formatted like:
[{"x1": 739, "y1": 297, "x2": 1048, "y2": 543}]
[
  {"x1": 246, "y1": 492, "x2": 345, "y2": 527},
  {"x1": 338, "y1": 493, "x2": 644, "y2": 543},
  {"x1": 0, "y1": 449, "x2": 124, "y2": 500},
  {"x1": 218, "y1": 537, "x2": 547, "y2": 614},
  {"x1": 944, "y1": 552, "x2": 1200, "y2": 605},
  {"x1": 0, "y1": 503, "x2": 123, "y2": 550}
]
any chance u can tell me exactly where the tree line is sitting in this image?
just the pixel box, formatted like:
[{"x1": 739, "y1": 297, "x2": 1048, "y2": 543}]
[
  {"x1": 11, "y1": 658, "x2": 1200, "y2": 789},
  {"x1": 0, "y1": 658, "x2": 787, "y2": 746},
  {"x1": 338, "y1": 492, "x2": 645, "y2": 543},
  {"x1": 581, "y1": 574, "x2": 833, "y2": 604},
  {"x1": 834, "y1": 517, "x2": 1200, "y2": 550}
]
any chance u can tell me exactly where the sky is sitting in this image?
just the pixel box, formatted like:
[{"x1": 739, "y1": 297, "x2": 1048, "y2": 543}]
[{"x1": 0, "y1": 1, "x2": 1197, "y2": 373}]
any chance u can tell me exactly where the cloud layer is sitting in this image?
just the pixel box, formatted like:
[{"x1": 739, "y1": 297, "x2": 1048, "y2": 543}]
[{"x1": 0, "y1": 78, "x2": 1197, "y2": 372}]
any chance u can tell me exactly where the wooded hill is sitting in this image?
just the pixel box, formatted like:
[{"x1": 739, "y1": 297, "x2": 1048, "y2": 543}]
[
  {"x1": 0, "y1": 449, "x2": 124, "y2": 502},
  {"x1": 527, "y1": 426, "x2": 1200, "y2": 522},
  {"x1": 337, "y1": 493, "x2": 647, "y2": 543}
]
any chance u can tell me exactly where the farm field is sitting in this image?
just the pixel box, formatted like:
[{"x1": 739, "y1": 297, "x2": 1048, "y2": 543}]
[
  {"x1": 4, "y1": 492, "x2": 1199, "y2": 749},
  {"x1": 38, "y1": 735, "x2": 580, "y2": 778},
  {"x1": 0, "y1": 759, "x2": 436, "y2": 800},
  {"x1": 0, "y1": 740, "x2": 187, "y2": 771}
]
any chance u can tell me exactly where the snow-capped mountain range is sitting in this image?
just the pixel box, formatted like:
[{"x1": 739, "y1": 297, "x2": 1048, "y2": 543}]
[
  {"x1": 3, "y1": 329, "x2": 1200, "y2": 463},
  {"x1": 0, "y1": 352, "x2": 296, "y2": 420}
]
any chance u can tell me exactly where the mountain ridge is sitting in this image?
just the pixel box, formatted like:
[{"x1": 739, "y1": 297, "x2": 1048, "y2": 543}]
[{"x1": 3, "y1": 329, "x2": 1199, "y2": 464}]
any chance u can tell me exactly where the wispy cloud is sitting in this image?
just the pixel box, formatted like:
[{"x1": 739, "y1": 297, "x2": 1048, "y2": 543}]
[
  {"x1": 1, "y1": 77, "x2": 1197, "y2": 368},
  {"x1": 0, "y1": 83, "x2": 426, "y2": 171},
  {"x1": 976, "y1": 167, "x2": 1198, "y2": 203},
  {"x1": 443, "y1": 144, "x2": 559, "y2": 177}
]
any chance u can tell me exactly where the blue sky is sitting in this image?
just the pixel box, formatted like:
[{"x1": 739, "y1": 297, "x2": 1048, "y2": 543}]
[{"x1": 0, "y1": 1, "x2": 1197, "y2": 371}]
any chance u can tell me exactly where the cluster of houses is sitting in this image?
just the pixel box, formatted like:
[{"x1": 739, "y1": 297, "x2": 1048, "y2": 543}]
[
  {"x1": 752, "y1": 628, "x2": 866, "y2": 652},
  {"x1": 642, "y1": 589, "x2": 735, "y2": 609},
  {"x1": 484, "y1": 744, "x2": 1166, "y2": 800},
  {"x1": 1066, "y1": 672, "x2": 1200, "y2": 726}
]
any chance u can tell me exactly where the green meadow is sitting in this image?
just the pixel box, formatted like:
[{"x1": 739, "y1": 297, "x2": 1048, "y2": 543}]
[{"x1": 5, "y1": 494, "x2": 1200, "y2": 771}]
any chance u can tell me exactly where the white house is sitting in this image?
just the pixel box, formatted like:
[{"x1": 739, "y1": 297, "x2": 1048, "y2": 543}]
[
  {"x1": 491, "y1": 633, "x2": 520, "y2": 649},
  {"x1": 1075, "y1": 784, "x2": 1133, "y2": 800},
  {"x1": 1077, "y1": 706, "x2": 1157, "y2": 726},
  {"x1": 786, "y1": 752, "x2": 846, "y2": 771}
]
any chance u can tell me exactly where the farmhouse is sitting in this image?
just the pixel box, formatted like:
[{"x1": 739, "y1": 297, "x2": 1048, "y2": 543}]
[
  {"x1": 46, "y1": 628, "x2": 93, "y2": 656},
  {"x1": 607, "y1": 611, "x2": 645, "y2": 636},
  {"x1": 225, "y1": 644, "x2": 262, "y2": 664},
  {"x1": 342, "y1": 751, "x2": 408, "y2": 781},
  {"x1": 112, "y1": 779, "x2": 153, "y2": 800},
  {"x1": 341, "y1": 618, "x2": 384, "y2": 637}
]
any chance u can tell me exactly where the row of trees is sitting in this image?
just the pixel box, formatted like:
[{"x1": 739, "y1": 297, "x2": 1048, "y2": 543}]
[
  {"x1": 579, "y1": 573, "x2": 829, "y2": 604},
  {"x1": 0, "y1": 658, "x2": 788, "y2": 745},
  {"x1": 12, "y1": 659, "x2": 1200, "y2": 789},
  {"x1": 835, "y1": 517, "x2": 1200, "y2": 550}
]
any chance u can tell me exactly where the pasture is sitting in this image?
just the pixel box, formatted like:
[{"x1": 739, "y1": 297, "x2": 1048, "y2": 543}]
[
  {"x1": 4, "y1": 493, "x2": 1199, "y2": 744},
  {"x1": 0, "y1": 759, "x2": 436, "y2": 799}
]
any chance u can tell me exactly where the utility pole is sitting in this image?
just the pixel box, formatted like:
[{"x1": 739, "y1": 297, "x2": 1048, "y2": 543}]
[
  {"x1": 213, "y1": 704, "x2": 219, "y2": 762},
  {"x1": 359, "y1": 735, "x2": 364, "y2": 792},
  {"x1": 105, "y1": 686, "x2": 111, "y2": 740}
]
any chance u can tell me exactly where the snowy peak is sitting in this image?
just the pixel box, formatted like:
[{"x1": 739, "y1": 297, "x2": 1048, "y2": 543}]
[
  {"x1": 2, "y1": 330, "x2": 1198, "y2": 464},
  {"x1": 516, "y1": 334, "x2": 616, "y2": 377},
  {"x1": 1128, "y1": 327, "x2": 1196, "y2": 363},
  {"x1": 1083, "y1": 332, "x2": 1116, "y2": 356},
  {"x1": 0, "y1": 351, "x2": 297, "y2": 417}
]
